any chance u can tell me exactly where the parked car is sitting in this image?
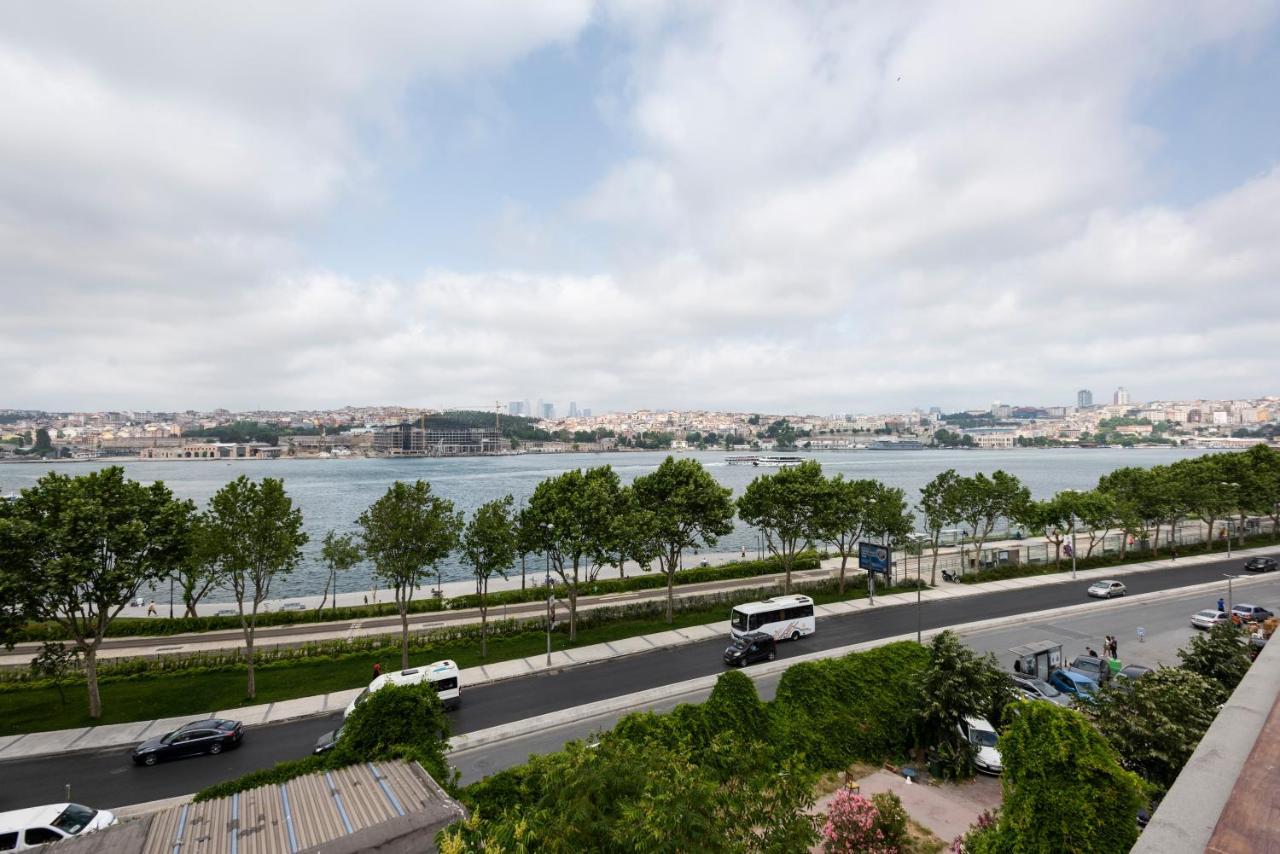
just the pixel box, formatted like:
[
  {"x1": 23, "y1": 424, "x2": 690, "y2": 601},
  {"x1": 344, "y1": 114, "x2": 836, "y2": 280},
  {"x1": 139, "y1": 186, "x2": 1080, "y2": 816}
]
[
  {"x1": 279, "y1": 602, "x2": 306, "y2": 612},
  {"x1": 131, "y1": 719, "x2": 244, "y2": 766},
  {"x1": 1068, "y1": 654, "x2": 1111, "y2": 684},
  {"x1": 314, "y1": 725, "x2": 344, "y2": 755},
  {"x1": 1048, "y1": 669, "x2": 1098, "y2": 701},
  {"x1": 1231, "y1": 603, "x2": 1274, "y2": 624},
  {"x1": 1115, "y1": 664, "x2": 1154, "y2": 681},
  {"x1": 214, "y1": 609, "x2": 237, "y2": 617},
  {"x1": 723, "y1": 632, "x2": 777, "y2": 666},
  {"x1": 0, "y1": 804, "x2": 116, "y2": 851},
  {"x1": 958, "y1": 716, "x2": 1002, "y2": 775},
  {"x1": 1010, "y1": 674, "x2": 1071, "y2": 706},
  {"x1": 1191, "y1": 609, "x2": 1229, "y2": 630},
  {"x1": 1086, "y1": 579, "x2": 1127, "y2": 599},
  {"x1": 1244, "y1": 557, "x2": 1279, "y2": 573}
]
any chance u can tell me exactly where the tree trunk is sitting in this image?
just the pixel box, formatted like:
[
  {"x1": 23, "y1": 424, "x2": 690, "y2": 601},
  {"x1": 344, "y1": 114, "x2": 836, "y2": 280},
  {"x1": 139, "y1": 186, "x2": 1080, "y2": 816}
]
[
  {"x1": 666, "y1": 559, "x2": 675, "y2": 624},
  {"x1": 318, "y1": 572, "x2": 333, "y2": 613},
  {"x1": 838, "y1": 551, "x2": 848, "y2": 595},
  {"x1": 399, "y1": 598, "x2": 410, "y2": 670},
  {"x1": 84, "y1": 644, "x2": 102, "y2": 719},
  {"x1": 568, "y1": 585, "x2": 578, "y2": 641},
  {"x1": 245, "y1": 632, "x2": 256, "y2": 700},
  {"x1": 1053, "y1": 539, "x2": 1061, "y2": 568},
  {"x1": 521, "y1": 554, "x2": 526, "y2": 590},
  {"x1": 929, "y1": 543, "x2": 939, "y2": 586},
  {"x1": 1203, "y1": 517, "x2": 1216, "y2": 552},
  {"x1": 480, "y1": 576, "x2": 488, "y2": 659}
]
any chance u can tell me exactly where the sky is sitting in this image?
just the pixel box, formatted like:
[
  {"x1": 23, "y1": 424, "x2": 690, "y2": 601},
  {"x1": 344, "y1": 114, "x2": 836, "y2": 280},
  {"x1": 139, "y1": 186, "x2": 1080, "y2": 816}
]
[{"x1": 2, "y1": 1, "x2": 1279, "y2": 415}]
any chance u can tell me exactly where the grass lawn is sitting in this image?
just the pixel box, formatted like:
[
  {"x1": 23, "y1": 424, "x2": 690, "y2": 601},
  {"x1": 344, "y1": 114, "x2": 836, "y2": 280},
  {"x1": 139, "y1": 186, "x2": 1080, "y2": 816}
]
[{"x1": 4, "y1": 585, "x2": 931, "y2": 736}]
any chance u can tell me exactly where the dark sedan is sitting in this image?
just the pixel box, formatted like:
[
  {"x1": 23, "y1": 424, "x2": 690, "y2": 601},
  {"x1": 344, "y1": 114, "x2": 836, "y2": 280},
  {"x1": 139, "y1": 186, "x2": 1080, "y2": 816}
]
[
  {"x1": 723, "y1": 632, "x2": 777, "y2": 667},
  {"x1": 1244, "y1": 557, "x2": 1279, "y2": 573},
  {"x1": 131, "y1": 719, "x2": 243, "y2": 766}
]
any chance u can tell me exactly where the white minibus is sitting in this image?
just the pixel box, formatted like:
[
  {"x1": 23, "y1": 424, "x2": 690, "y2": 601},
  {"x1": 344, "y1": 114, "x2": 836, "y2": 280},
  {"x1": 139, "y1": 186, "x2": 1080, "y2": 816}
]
[
  {"x1": 729, "y1": 595, "x2": 816, "y2": 641},
  {"x1": 343, "y1": 659, "x2": 461, "y2": 719}
]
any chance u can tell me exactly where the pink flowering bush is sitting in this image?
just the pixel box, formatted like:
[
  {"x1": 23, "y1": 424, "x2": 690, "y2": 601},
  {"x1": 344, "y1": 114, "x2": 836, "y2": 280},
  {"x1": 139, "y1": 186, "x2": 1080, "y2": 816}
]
[{"x1": 822, "y1": 789, "x2": 898, "y2": 854}]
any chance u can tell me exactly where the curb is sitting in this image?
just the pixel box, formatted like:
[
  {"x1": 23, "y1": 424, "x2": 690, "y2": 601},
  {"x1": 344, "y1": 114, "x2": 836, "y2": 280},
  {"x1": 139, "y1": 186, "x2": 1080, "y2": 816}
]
[{"x1": 3, "y1": 546, "x2": 1274, "y2": 761}]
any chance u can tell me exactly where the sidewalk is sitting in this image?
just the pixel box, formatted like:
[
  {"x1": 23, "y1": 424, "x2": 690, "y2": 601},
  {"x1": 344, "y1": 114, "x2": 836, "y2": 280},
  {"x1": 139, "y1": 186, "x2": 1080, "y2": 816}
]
[{"x1": 1, "y1": 544, "x2": 1271, "y2": 763}]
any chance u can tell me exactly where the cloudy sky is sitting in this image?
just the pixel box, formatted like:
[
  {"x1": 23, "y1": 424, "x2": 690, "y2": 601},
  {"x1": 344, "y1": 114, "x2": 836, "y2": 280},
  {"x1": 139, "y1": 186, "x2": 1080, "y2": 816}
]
[{"x1": 3, "y1": 1, "x2": 1279, "y2": 415}]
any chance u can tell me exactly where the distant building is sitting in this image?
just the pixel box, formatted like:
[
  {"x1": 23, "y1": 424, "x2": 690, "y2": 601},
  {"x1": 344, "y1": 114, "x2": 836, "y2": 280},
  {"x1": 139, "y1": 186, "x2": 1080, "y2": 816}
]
[
  {"x1": 1113, "y1": 387, "x2": 1130, "y2": 405},
  {"x1": 139, "y1": 442, "x2": 280, "y2": 460},
  {"x1": 508, "y1": 401, "x2": 524, "y2": 416},
  {"x1": 568, "y1": 401, "x2": 579, "y2": 418},
  {"x1": 581, "y1": 408, "x2": 592, "y2": 417},
  {"x1": 372, "y1": 423, "x2": 503, "y2": 455},
  {"x1": 1077, "y1": 389, "x2": 1093, "y2": 408},
  {"x1": 541, "y1": 402, "x2": 555, "y2": 420}
]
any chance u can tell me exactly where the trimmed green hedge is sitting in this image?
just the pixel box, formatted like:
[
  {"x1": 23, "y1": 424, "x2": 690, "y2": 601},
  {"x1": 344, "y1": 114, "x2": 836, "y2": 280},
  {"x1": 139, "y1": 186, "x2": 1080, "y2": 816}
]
[
  {"x1": 12, "y1": 552, "x2": 825, "y2": 643},
  {"x1": 770, "y1": 641, "x2": 930, "y2": 769}
]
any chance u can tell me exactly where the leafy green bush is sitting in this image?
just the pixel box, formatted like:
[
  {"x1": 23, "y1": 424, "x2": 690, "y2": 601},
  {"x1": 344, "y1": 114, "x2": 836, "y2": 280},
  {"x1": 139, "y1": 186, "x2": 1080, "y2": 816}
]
[
  {"x1": 193, "y1": 682, "x2": 452, "y2": 802},
  {"x1": 1178, "y1": 621, "x2": 1253, "y2": 694},
  {"x1": 914, "y1": 631, "x2": 1014, "y2": 779},
  {"x1": 972, "y1": 701, "x2": 1144, "y2": 854},
  {"x1": 771, "y1": 641, "x2": 929, "y2": 769}
]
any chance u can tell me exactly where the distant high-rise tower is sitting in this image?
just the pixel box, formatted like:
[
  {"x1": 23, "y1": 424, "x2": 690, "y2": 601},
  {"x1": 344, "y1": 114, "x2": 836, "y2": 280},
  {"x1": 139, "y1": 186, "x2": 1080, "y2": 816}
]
[
  {"x1": 1077, "y1": 389, "x2": 1093, "y2": 409},
  {"x1": 508, "y1": 401, "x2": 524, "y2": 416},
  {"x1": 1113, "y1": 387, "x2": 1130, "y2": 406},
  {"x1": 541, "y1": 402, "x2": 555, "y2": 420},
  {"x1": 568, "y1": 401, "x2": 579, "y2": 418}
]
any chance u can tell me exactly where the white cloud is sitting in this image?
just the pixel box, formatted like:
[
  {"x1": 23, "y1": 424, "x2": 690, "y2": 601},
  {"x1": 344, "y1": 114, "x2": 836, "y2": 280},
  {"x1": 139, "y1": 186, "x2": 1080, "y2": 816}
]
[{"x1": 1, "y1": 1, "x2": 1278, "y2": 412}]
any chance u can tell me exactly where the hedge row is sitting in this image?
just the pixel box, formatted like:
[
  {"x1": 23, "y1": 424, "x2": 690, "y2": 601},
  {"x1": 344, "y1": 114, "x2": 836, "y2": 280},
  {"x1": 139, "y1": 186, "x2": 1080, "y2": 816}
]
[{"x1": 11, "y1": 551, "x2": 826, "y2": 643}]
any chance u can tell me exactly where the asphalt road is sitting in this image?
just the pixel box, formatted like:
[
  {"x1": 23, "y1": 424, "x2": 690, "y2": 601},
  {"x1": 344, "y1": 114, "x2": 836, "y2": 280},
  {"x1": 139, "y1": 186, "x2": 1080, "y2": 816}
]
[{"x1": 2, "y1": 550, "x2": 1275, "y2": 812}]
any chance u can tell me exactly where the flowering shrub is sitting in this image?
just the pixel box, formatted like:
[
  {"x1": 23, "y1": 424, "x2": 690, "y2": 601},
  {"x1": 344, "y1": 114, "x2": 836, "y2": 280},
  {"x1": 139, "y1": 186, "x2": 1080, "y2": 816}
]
[{"x1": 822, "y1": 789, "x2": 897, "y2": 854}]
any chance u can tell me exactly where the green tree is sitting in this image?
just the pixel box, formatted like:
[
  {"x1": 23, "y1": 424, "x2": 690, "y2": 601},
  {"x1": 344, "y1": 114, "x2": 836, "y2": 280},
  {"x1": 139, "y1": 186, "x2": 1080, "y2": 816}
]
[
  {"x1": 1072, "y1": 489, "x2": 1118, "y2": 557},
  {"x1": 918, "y1": 469, "x2": 963, "y2": 586},
  {"x1": 913, "y1": 631, "x2": 1012, "y2": 779},
  {"x1": 30, "y1": 641, "x2": 82, "y2": 705},
  {"x1": 1018, "y1": 493, "x2": 1076, "y2": 568},
  {"x1": 737, "y1": 460, "x2": 826, "y2": 593},
  {"x1": 632, "y1": 457, "x2": 735, "y2": 622},
  {"x1": 814, "y1": 475, "x2": 877, "y2": 594},
  {"x1": 171, "y1": 507, "x2": 220, "y2": 618},
  {"x1": 337, "y1": 681, "x2": 451, "y2": 784},
  {"x1": 205, "y1": 476, "x2": 308, "y2": 699},
  {"x1": 1178, "y1": 620, "x2": 1252, "y2": 694},
  {"x1": 1087, "y1": 668, "x2": 1223, "y2": 791},
  {"x1": 3, "y1": 467, "x2": 189, "y2": 717},
  {"x1": 952, "y1": 471, "x2": 1029, "y2": 572},
  {"x1": 358, "y1": 480, "x2": 463, "y2": 669},
  {"x1": 977, "y1": 701, "x2": 1144, "y2": 854},
  {"x1": 524, "y1": 466, "x2": 625, "y2": 640},
  {"x1": 33, "y1": 427, "x2": 52, "y2": 454},
  {"x1": 461, "y1": 495, "x2": 518, "y2": 658},
  {"x1": 317, "y1": 530, "x2": 362, "y2": 614},
  {"x1": 864, "y1": 484, "x2": 914, "y2": 584}
]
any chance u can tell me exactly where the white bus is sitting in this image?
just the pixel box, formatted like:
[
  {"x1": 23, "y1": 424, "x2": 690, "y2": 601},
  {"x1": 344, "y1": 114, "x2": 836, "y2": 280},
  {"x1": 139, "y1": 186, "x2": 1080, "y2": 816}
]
[
  {"x1": 730, "y1": 595, "x2": 816, "y2": 641},
  {"x1": 343, "y1": 659, "x2": 461, "y2": 719}
]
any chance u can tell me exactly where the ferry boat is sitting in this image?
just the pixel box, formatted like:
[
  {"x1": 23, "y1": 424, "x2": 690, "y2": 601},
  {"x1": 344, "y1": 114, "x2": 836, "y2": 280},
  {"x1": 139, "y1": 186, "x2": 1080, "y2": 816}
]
[
  {"x1": 868, "y1": 439, "x2": 927, "y2": 450},
  {"x1": 753, "y1": 455, "x2": 805, "y2": 467},
  {"x1": 725, "y1": 455, "x2": 758, "y2": 465}
]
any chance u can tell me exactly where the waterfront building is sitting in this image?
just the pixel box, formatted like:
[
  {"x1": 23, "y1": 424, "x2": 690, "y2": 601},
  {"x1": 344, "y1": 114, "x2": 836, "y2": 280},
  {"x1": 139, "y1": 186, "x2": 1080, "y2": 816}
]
[
  {"x1": 371, "y1": 423, "x2": 503, "y2": 455},
  {"x1": 1077, "y1": 389, "x2": 1093, "y2": 408},
  {"x1": 139, "y1": 441, "x2": 281, "y2": 460}
]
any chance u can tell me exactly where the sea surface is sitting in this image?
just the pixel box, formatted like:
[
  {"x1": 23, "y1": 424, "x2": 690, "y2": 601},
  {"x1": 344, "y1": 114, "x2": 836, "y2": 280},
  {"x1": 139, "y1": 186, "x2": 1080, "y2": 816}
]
[{"x1": 0, "y1": 447, "x2": 1225, "y2": 596}]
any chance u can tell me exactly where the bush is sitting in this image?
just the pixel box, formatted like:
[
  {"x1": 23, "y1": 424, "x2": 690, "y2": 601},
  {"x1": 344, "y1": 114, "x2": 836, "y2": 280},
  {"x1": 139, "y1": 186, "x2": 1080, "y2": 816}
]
[
  {"x1": 1178, "y1": 621, "x2": 1253, "y2": 694},
  {"x1": 703, "y1": 668, "x2": 769, "y2": 744},
  {"x1": 822, "y1": 789, "x2": 897, "y2": 853},
  {"x1": 193, "y1": 682, "x2": 452, "y2": 802},
  {"x1": 772, "y1": 642, "x2": 929, "y2": 770},
  {"x1": 870, "y1": 791, "x2": 910, "y2": 850}
]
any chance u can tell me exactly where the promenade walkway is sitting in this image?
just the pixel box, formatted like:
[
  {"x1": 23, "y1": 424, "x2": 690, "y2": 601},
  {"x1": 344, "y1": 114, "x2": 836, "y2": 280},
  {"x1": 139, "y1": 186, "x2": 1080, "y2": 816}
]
[{"x1": 1, "y1": 543, "x2": 1272, "y2": 763}]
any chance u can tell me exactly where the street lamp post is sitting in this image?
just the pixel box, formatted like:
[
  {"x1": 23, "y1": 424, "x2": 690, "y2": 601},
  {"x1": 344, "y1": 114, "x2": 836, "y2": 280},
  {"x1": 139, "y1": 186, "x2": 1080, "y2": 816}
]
[
  {"x1": 1223, "y1": 573, "x2": 1239, "y2": 612},
  {"x1": 1070, "y1": 513, "x2": 1077, "y2": 580}
]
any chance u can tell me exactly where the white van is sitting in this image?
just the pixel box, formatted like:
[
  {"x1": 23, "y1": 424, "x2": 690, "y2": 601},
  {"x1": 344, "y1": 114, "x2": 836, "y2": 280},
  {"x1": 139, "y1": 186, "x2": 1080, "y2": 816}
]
[
  {"x1": 343, "y1": 659, "x2": 461, "y2": 719},
  {"x1": 0, "y1": 803, "x2": 116, "y2": 850}
]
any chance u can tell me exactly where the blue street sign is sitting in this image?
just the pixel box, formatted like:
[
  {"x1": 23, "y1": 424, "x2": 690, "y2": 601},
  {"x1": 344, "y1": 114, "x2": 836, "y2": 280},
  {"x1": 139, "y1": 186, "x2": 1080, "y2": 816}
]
[{"x1": 858, "y1": 541, "x2": 891, "y2": 575}]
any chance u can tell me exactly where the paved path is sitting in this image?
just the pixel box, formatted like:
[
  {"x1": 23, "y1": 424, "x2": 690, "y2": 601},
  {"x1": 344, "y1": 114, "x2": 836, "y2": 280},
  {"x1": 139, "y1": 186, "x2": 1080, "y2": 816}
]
[{"x1": 2, "y1": 544, "x2": 1274, "y2": 765}]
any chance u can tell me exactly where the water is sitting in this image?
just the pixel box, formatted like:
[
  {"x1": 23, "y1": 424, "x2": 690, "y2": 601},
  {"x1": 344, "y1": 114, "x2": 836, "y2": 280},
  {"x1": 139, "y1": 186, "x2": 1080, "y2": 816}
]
[{"x1": 0, "y1": 447, "x2": 1223, "y2": 597}]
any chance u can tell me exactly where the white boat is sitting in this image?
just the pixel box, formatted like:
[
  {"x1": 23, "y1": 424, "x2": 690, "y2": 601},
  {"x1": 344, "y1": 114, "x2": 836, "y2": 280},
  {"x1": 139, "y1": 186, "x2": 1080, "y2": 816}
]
[
  {"x1": 753, "y1": 455, "x2": 804, "y2": 467},
  {"x1": 725, "y1": 455, "x2": 758, "y2": 465}
]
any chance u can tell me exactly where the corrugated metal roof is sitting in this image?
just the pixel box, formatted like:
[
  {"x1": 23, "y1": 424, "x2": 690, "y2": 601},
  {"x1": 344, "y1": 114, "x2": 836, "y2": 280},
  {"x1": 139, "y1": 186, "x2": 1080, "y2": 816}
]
[{"x1": 109, "y1": 760, "x2": 457, "y2": 854}]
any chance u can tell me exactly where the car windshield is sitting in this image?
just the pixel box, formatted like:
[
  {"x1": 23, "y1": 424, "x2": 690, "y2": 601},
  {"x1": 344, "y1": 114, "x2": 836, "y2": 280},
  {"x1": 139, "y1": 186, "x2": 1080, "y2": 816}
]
[
  {"x1": 969, "y1": 729, "x2": 998, "y2": 748},
  {"x1": 729, "y1": 638, "x2": 750, "y2": 650},
  {"x1": 51, "y1": 805, "x2": 97, "y2": 835}
]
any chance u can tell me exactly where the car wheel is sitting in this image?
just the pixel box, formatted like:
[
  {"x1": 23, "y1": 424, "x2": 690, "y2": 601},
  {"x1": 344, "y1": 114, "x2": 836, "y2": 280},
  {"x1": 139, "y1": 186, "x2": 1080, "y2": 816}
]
[
  {"x1": 144, "y1": 754, "x2": 158, "y2": 766},
  {"x1": 767, "y1": 650, "x2": 776, "y2": 661},
  {"x1": 790, "y1": 631, "x2": 800, "y2": 641},
  {"x1": 209, "y1": 742, "x2": 223, "y2": 755}
]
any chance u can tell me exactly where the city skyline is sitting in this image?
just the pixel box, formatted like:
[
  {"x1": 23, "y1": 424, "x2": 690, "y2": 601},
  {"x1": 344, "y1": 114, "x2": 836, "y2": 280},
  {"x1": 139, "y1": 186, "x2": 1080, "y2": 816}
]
[{"x1": 3, "y1": 5, "x2": 1279, "y2": 412}]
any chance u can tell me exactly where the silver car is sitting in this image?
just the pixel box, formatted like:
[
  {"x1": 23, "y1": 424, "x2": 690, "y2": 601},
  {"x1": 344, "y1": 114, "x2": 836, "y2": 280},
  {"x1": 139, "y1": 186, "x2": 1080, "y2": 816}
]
[
  {"x1": 1190, "y1": 609, "x2": 1228, "y2": 630},
  {"x1": 1087, "y1": 580, "x2": 1126, "y2": 599}
]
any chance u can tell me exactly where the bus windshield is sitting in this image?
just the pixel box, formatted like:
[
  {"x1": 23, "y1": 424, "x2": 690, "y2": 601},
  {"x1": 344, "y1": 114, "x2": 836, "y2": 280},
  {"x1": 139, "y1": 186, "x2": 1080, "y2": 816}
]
[{"x1": 731, "y1": 610, "x2": 748, "y2": 631}]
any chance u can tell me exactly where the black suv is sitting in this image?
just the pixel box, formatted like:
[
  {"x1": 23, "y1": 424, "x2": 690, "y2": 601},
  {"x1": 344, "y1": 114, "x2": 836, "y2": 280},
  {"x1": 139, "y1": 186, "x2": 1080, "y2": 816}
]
[{"x1": 724, "y1": 632, "x2": 777, "y2": 667}]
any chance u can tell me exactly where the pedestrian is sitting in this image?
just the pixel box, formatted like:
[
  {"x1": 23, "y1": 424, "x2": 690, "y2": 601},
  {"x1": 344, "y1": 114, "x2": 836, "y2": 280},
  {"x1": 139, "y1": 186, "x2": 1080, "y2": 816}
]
[
  {"x1": 372, "y1": 662, "x2": 382, "y2": 679},
  {"x1": 1111, "y1": 636, "x2": 1119, "y2": 659},
  {"x1": 740, "y1": 547, "x2": 746, "y2": 559},
  {"x1": 363, "y1": 594, "x2": 368, "y2": 606},
  {"x1": 146, "y1": 600, "x2": 157, "y2": 617},
  {"x1": 1218, "y1": 597, "x2": 1225, "y2": 613},
  {"x1": 1171, "y1": 544, "x2": 1178, "y2": 561},
  {"x1": 1087, "y1": 646, "x2": 1099, "y2": 658}
]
